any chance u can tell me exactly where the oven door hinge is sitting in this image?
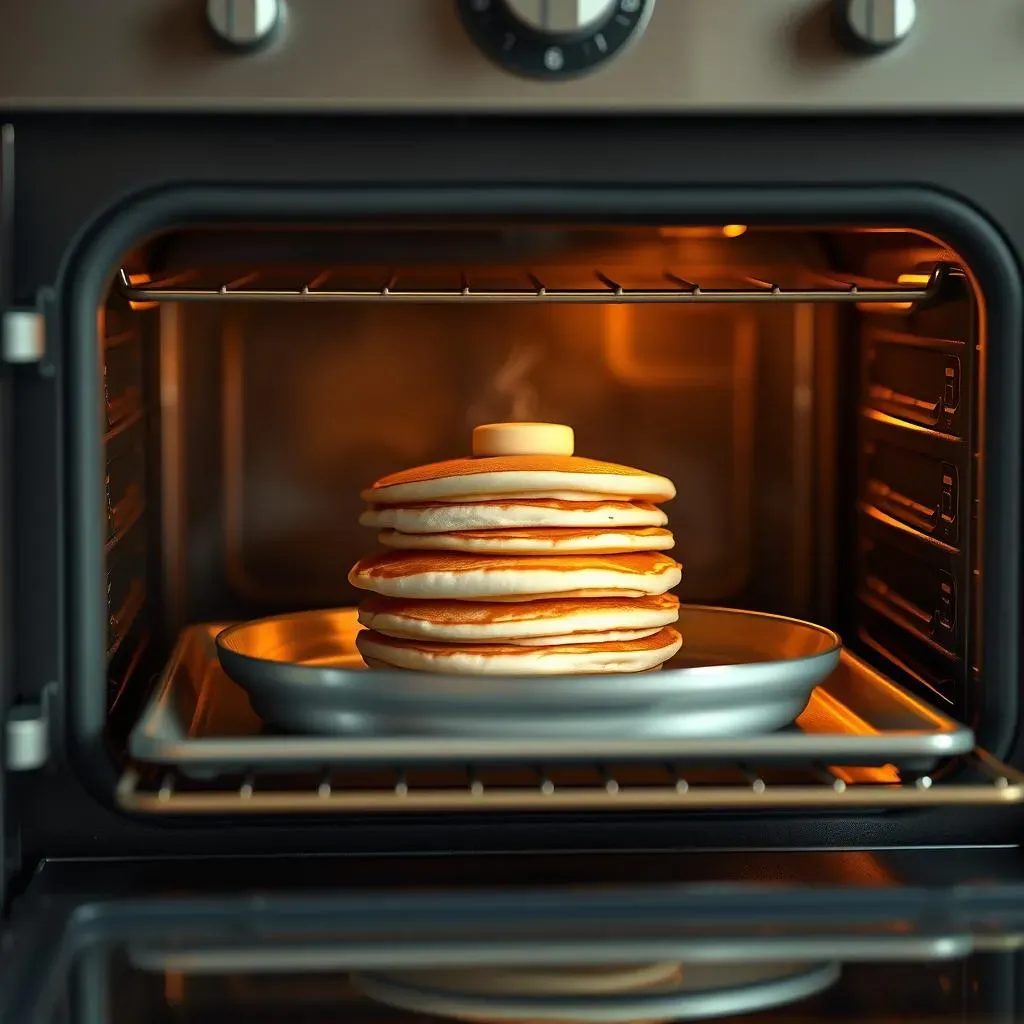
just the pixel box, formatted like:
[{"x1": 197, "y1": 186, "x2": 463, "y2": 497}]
[
  {"x1": 5, "y1": 684, "x2": 54, "y2": 771},
  {"x1": 1, "y1": 308, "x2": 45, "y2": 364}
]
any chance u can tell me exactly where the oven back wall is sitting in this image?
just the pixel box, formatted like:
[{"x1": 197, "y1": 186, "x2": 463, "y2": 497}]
[
  {"x1": 166, "y1": 299, "x2": 815, "y2": 631},
  {"x1": 4, "y1": 115, "x2": 1023, "y2": 862}
]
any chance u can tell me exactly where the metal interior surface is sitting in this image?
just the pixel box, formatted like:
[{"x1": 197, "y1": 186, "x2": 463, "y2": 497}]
[
  {"x1": 155, "y1": 275, "x2": 818, "y2": 630},
  {"x1": 130, "y1": 620, "x2": 972, "y2": 770},
  {"x1": 214, "y1": 605, "x2": 841, "y2": 742}
]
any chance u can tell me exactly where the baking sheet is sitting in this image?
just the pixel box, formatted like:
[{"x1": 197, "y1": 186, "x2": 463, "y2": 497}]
[{"x1": 129, "y1": 616, "x2": 974, "y2": 771}]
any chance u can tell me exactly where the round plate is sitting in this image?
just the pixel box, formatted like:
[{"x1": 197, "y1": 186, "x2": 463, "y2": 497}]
[
  {"x1": 216, "y1": 605, "x2": 841, "y2": 739},
  {"x1": 352, "y1": 960, "x2": 842, "y2": 1022}
]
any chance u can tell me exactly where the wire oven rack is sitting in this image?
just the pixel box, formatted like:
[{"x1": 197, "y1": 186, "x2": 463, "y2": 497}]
[
  {"x1": 117, "y1": 265, "x2": 948, "y2": 305},
  {"x1": 116, "y1": 751, "x2": 1024, "y2": 815},
  {"x1": 118, "y1": 620, "x2": 1023, "y2": 815}
]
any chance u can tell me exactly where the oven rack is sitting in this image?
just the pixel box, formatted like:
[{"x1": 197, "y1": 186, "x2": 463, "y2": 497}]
[
  {"x1": 117, "y1": 265, "x2": 948, "y2": 306},
  {"x1": 116, "y1": 750, "x2": 1024, "y2": 814}
]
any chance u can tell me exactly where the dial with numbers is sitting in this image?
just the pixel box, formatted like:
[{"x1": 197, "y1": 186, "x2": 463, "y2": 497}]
[{"x1": 457, "y1": 0, "x2": 655, "y2": 79}]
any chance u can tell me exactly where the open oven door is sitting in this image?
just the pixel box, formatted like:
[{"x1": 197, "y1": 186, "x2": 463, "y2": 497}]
[{"x1": 4, "y1": 851, "x2": 1024, "y2": 1024}]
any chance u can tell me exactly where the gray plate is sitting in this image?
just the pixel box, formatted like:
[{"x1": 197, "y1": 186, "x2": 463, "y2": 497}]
[
  {"x1": 128, "y1": 611, "x2": 975, "y2": 770},
  {"x1": 215, "y1": 605, "x2": 840, "y2": 741},
  {"x1": 350, "y1": 961, "x2": 842, "y2": 1023}
]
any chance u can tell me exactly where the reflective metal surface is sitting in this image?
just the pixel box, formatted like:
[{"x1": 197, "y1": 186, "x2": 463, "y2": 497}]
[
  {"x1": 130, "y1": 615, "x2": 976, "y2": 771},
  {"x1": 214, "y1": 605, "x2": 841, "y2": 741}
]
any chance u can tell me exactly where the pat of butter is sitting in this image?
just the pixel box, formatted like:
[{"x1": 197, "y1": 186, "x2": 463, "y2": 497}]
[{"x1": 472, "y1": 422, "x2": 575, "y2": 457}]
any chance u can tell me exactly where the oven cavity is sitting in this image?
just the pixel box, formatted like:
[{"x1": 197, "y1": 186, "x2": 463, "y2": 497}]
[{"x1": 84, "y1": 222, "x2": 1017, "y2": 818}]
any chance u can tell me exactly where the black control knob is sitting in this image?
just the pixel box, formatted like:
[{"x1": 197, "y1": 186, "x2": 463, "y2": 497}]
[{"x1": 458, "y1": 0, "x2": 655, "y2": 79}]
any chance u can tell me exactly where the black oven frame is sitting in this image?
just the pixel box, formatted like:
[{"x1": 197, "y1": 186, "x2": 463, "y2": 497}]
[{"x1": 3, "y1": 115, "x2": 1024, "y2": 891}]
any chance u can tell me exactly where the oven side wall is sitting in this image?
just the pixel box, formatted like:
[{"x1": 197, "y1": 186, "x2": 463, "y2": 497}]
[{"x1": 3, "y1": 114, "x2": 1022, "y2": 867}]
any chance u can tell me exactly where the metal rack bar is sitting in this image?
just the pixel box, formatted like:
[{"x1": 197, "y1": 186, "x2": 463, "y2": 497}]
[
  {"x1": 117, "y1": 265, "x2": 947, "y2": 306},
  {"x1": 116, "y1": 752, "x2": 1024, "y2": 815}
]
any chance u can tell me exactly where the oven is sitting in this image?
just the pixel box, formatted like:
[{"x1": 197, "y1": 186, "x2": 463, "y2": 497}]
[{"x1": 3, "y1": 0, "x2": 1024, "y2": 1017}]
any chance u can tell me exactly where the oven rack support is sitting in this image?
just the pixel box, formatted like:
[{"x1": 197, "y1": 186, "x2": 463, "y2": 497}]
[
  {"x1": 116, "y1": 750, "x2": 1024, "y2": 815},
  {"x1": 117, "y1": 265, "x2": 948, "y2": 306}
]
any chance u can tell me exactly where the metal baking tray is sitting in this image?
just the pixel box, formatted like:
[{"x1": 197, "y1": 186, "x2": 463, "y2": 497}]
[
  {"x1": 129, "y1": 615, "x2": 975, "y2": 772},
  {"x1": 216, "y1": 606, "x2": 840, "y2": 742}
]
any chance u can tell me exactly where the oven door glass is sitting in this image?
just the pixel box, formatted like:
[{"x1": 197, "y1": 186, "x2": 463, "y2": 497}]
[{"x1": 4, "y1": 852, "x2": 1024, "y2": 1024}]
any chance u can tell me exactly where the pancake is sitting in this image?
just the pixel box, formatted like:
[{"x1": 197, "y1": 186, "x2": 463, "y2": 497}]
[
  {"x1": 356, "y1": 626, "x2": 683, "y2": 675},
  {"x1": 348, "y1": 551, "x2": 682, "y2": 601},
  {"x1": 362, "y1": 454, "x2": 676, "y2": 505},
  {"x1": 489, "y1": 628, "x2": 661, "y2": 646},
  {"x1": 357, "y1": 593, "x2": 680, "y2": 643},
  {"x1": 377, "y1": 526, "x2": 674, "y2": 555},
  {"x1": 360, "y1": 499, "x2": 668, "y2": 534}
]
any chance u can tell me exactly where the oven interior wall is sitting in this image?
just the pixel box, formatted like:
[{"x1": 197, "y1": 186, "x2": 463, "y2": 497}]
[
  {"x1": 161, "y1": 299, "x2": 834, "y2": 626},
  {"x1": 100, "y1": 225, "x2": 980, "y2": 737}
]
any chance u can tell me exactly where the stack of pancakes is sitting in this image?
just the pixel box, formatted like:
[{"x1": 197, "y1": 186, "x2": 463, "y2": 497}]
[{"x1": 348, "y1": 422, "x2": 682, "y2": 675}]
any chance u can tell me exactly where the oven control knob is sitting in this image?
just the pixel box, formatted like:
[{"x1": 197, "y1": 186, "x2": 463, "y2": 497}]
[
  {"x1": 504, "y1": 0, "x2": 617, "y2": 34},
  {"x1": 457, "y1": 0, "x2": 655, "y2": 79},
  {"x1": 207, "y1": 0, "x2": 282, "y2": 50},
  {"x1": 835, "y1": 0, "x2": 916, "y2": 52}
]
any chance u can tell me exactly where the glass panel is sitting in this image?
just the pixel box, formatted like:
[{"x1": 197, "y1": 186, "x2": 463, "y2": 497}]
[{"x1": 8, "y1": 868, "x2": 1024, "y2": 1024}]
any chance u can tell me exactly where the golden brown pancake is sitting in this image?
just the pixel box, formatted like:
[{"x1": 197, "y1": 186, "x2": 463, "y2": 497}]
[
  {"x1": 360, "y1": 499, "x2": 668, "y2": 533},
  {"x1": 377, "y1": 526, "x2": 674, "y2": 555},
  {"x1": 362, "y1": 454, "x2": 675, "y2": 505},
  {"x1": 348, "y1": 551, "x2": 682, "y2": 600},
  {"x1": 356, "y1": 626, "x2": 683, "y2": 675},
  {"x1": 357, "y1": 593, "x2": 680, "y2": 643}
]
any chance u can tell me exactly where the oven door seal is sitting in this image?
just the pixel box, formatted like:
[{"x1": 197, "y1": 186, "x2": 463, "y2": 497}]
[{"x1": 61, "y1": 184, "x2": 1022, "y2": 807}]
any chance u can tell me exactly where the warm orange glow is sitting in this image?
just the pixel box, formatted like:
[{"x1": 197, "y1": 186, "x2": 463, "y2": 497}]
[
  {"x1": 124, "y1": 271, "x2": 159, "y2": 311},
  {"x1": 164, "y1": 971, "x2": 184, "y2": 1006},
  {"x1": 798, "y1": 687, "x2": 879, "y2": 737},
  {"x1": 657, "y1": 226, "x2": 743, "y2": 239},
  {"x1": 830, "y1": 763, "x2": 901, "y2": 785},
  {"x1": 601, "y1": 304, "x2": 756, "y2": 388},
  {"x1": 857, "y1": 270, "x2": 933, "y2": 313}
]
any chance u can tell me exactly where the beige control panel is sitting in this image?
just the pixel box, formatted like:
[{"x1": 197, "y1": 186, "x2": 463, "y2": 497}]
[{"x1": 0, "y1": 0, "x2": 1018, "y2": 111}]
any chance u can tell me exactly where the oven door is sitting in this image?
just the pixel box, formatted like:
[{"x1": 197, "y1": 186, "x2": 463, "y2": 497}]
[{"x1": 4, "y1": 851, "x2": 1024, "y2": 1024}]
